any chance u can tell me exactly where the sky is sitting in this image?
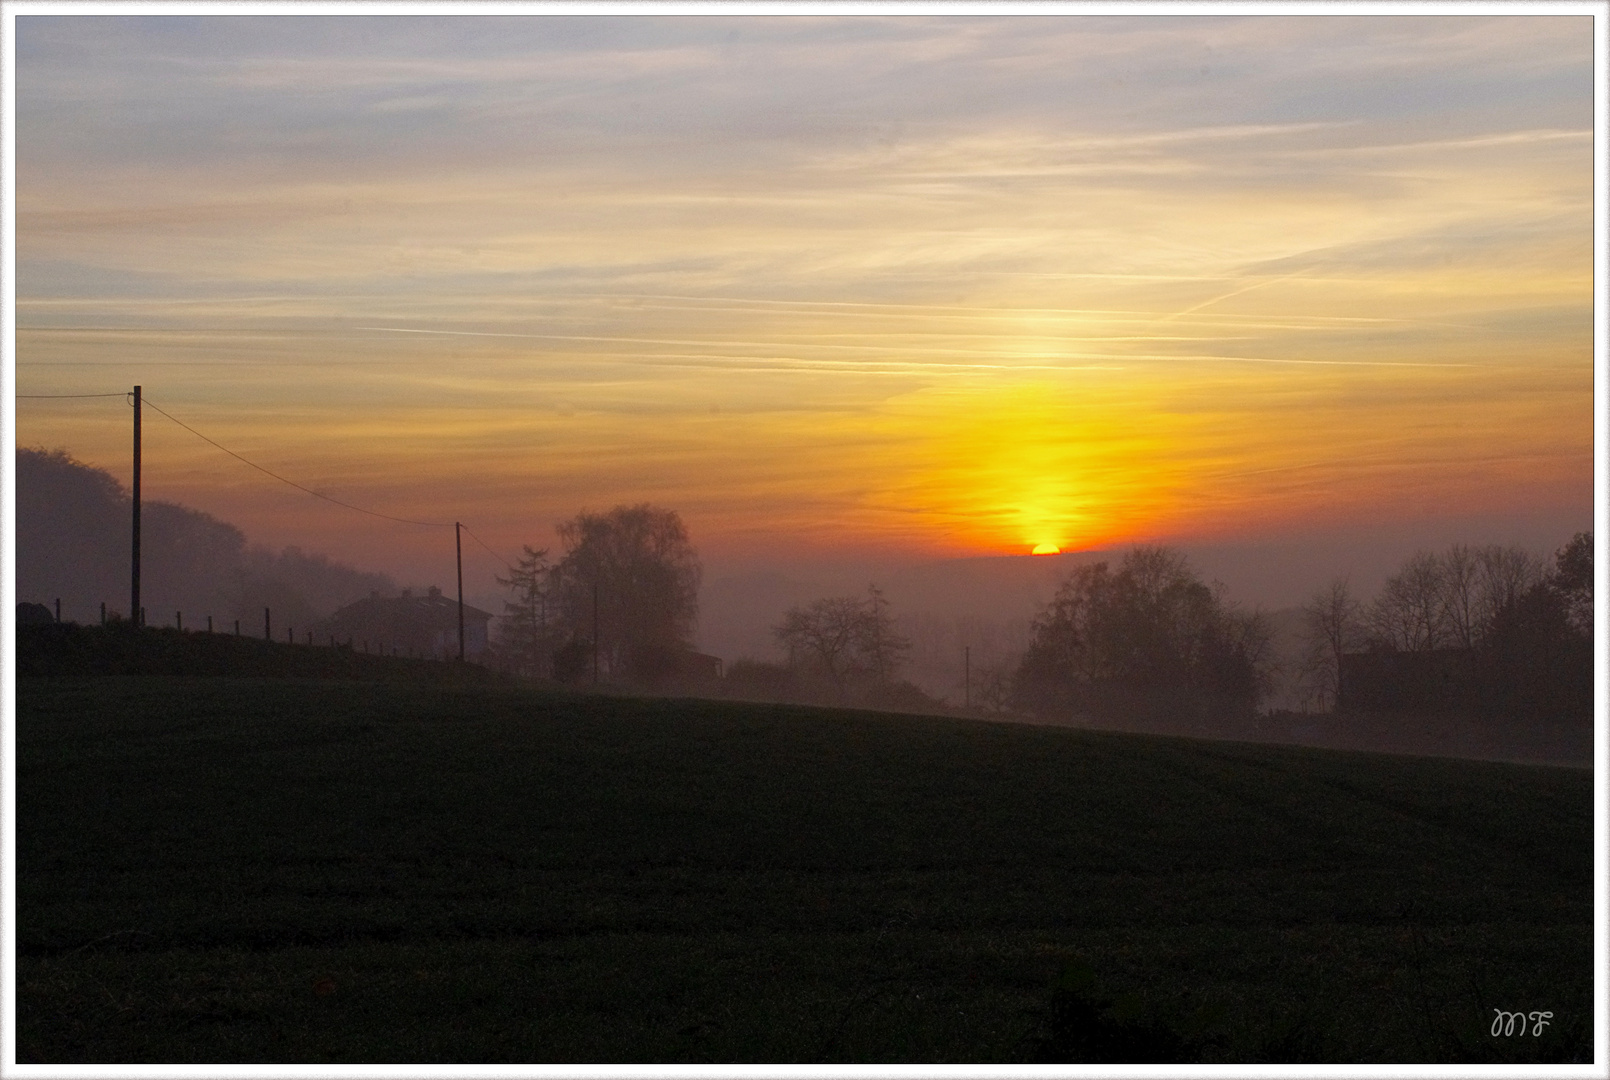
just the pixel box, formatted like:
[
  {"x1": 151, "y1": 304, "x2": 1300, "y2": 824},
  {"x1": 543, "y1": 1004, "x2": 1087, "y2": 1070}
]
[{"x1": 8, "y1": 10, "x2": 1599, "y2": 614}]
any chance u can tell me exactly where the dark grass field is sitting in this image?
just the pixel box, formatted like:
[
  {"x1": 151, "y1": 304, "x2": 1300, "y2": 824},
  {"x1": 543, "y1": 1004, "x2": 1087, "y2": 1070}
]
[{"x1": 14, "y1": 675, "x2": 1596, "y2": 1063}]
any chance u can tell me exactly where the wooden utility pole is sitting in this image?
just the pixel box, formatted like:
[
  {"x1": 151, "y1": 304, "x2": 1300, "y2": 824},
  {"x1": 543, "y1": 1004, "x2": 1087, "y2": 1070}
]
[
  {"x1": 131, "y1": 385, "x2": 141, "y2": 625},
  {"x1": 592, "y1": 581, "x2": 600, "y2": 686},
  {"x1": 456, "y1": 522, "x2": 465, "y2": 662},
  {"x1": 965, "y1": 645, "x2": 971, "y2": 710}
]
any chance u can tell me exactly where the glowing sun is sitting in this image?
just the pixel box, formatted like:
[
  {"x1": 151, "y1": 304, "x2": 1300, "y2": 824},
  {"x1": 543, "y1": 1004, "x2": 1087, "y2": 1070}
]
[{"x1": 1031, "y1": 542, "x2": 1061, "y2": 555}]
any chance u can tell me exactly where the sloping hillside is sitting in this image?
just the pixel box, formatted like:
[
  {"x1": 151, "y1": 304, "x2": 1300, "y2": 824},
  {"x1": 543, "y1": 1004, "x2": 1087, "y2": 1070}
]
[{"x1": 15, "y1": 677, "x2": 1593, "y2": 1063}]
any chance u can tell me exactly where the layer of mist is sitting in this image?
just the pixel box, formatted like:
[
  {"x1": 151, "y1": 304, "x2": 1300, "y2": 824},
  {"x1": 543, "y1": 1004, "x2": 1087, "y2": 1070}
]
[{"x1": 19, "y1": 444, "x2": 1586, "y2": 736}]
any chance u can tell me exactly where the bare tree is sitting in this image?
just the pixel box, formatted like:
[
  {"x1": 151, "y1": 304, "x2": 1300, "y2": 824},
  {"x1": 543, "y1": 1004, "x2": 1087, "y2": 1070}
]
[
  {"x1": 1437, "y1": 545, "x2": 1481, "y2": 650},
  {"x1": 774, "y1": 595, "x2": 868, "y2": 684},
  {"x1": 1475, "y1": 544, "x2": 1544, "y2": 639},
  {"x1": 774, "y1": 584, "x2": 910, "y2": 691},
  {"x1": 1369, "y1": 550, "x2": 1446, "y2": 651},
  {"x1": 1299, "y1": 575, "x2": 1363, "y2": 710}
]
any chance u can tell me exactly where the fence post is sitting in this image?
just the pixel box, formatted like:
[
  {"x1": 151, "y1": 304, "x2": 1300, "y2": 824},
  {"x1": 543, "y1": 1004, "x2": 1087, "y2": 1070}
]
[
  {"x1": 177, "y1": 611, "x2": 182, "y2": 632},
  {"x1": 264, "y1": 608, "x2": 271, "y2": 640},
  {"x1": 100, "y1": 602, "x2": 106, "y2": 625}
]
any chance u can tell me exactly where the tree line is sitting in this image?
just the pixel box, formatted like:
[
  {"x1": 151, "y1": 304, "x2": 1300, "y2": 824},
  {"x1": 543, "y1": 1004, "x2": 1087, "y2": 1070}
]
[
  {"x1": 493, "y1": 505, "x2": 1591, "y2": 735},
  {"x1": 1297, "y1": 534, "x2": 1591, "y2": 718},
  {"x1": 29, "y1": 443, "x2": 1578, "y2": 730},
  {"x1": 1002, "y1": 534, "x2": 1591, "y2": 731},
  {"x1": 492, "y1": 505, "x2": 938, "y2": 708}
]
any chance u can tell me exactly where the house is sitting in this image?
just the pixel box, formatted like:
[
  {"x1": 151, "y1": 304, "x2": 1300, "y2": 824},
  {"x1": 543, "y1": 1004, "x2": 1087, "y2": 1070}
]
[{"x1": 320, "y1": 587, "x2": 492, "y2": 659}]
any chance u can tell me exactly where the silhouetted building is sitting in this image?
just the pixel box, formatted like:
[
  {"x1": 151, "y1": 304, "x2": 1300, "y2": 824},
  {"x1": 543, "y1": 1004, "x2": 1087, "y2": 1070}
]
[
  {"x1": 1337, "y1": 648, "x2": 1479, "y2": 713},
  {"x1": 320, "y1": 587, "x2": 491, "y2": 659}
]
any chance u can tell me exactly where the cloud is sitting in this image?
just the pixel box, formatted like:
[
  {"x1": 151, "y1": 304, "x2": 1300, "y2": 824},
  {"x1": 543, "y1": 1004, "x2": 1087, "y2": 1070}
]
[{"x1": 13, "y1": 13, "x2": 1593, "y2": 563}]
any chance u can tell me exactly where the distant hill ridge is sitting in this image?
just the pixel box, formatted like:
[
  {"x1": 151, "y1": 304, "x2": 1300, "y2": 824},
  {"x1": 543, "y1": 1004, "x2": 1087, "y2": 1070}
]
[{"x1": 15, "y1": 447, "x2": 398, "y2": 629}]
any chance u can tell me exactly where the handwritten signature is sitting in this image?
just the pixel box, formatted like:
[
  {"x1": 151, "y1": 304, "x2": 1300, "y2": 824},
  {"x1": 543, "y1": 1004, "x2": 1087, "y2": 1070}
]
[{"x1": 1491, "y1": 1010, "x2": 1552, "y2": 1037}]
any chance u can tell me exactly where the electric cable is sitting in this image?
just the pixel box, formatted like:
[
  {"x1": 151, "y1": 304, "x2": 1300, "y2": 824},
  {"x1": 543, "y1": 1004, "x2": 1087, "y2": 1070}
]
[
  {"x1": 458, "y1": 522, "x2": 516, "y2": 572},
  {"x1": 25, "y1": 388, "x2": 523, "y2": 566},
  {"x1": 140, "y1": 396, "x2": 456, "y2": 528}
]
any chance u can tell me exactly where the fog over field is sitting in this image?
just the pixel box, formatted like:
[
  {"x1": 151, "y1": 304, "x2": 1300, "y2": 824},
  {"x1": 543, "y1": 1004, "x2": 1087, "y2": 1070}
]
[{"x1": 19, "y1": 442, "x2": 1587, "y2": 721}]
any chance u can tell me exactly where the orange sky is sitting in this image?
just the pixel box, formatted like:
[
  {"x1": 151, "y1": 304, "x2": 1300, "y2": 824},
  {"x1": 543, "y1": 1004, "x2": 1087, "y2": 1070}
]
[{"x1": 10, "y1": 14, "x2": 1598, "y2": 599}]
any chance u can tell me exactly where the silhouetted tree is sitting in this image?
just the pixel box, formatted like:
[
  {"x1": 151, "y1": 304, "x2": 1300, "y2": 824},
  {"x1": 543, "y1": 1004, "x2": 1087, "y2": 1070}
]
[
  {"x1": 1472, "y1": 544, "x2": 1545, "y2": 641},
  {"x1": 1012, "y1": 546, "x2": 1271, "y2": 729},
  {"x1": 1364, "y1": 543, "x2": 1544, "y2": 655},
  {"x1": 1367, "y1": 549, "x2": 1447, "y2": 652},
  {"x1": 1437, "y1": 545, "x2": 1481, "y2": 650},
  {"x1": 774, "y1": 584, "x2": 911, "y2": 696},
  {"x1": 495, "y1": 545, "x2": 557, "y2": 676},
  {"x1": 861, "y1": 584, "x2": 910, "y2": 682},
  {"x1": 1550, "y1": 531, "x2": 1592, "y2": 636},
  {"x1": 1348, "y1": 538, "x2": 1586, "y2": 724},
  {"x1": 775, "y1": 595, "x2": 868, "y2": 685},
  {"x1": 550, "y1": 504, "x2": 701, "y2": 684},
  {"x1": 1480, "y1": 535, "x2": 1592, "y2": 721},
  {"x1": 1299, "y1": 575, "x2": 1364, "y2": 711}
]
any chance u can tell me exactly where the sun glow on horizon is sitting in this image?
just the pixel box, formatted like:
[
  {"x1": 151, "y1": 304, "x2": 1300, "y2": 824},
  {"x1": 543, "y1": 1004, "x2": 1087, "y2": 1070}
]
[
  {"x1": 1031, "y1": 542, "x2": 1061, "y2": 555},
  {"x1": 10, "y1": 15, "x2": 1592, "y2": 587}
]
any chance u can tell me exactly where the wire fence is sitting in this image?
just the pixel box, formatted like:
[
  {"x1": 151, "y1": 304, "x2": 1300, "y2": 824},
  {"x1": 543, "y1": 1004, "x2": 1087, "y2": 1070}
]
[{"x1": 20, "y1": 388, "x2": 522, "y2": 663}]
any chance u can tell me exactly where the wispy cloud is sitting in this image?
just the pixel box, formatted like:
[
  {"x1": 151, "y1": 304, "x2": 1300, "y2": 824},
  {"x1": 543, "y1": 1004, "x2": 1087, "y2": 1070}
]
[{"x1": 13, "y1": 13, "x2": 1593, "y2": 565}]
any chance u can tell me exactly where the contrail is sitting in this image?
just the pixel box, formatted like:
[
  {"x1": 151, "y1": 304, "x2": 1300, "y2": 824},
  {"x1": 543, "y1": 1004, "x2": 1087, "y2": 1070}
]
[
  {"x1": 1156, "y1": 271, "x2": 1313, "y2": 323},
  {"x1": 357, "y1": 328, "x2": 1472, "y2": 369}
]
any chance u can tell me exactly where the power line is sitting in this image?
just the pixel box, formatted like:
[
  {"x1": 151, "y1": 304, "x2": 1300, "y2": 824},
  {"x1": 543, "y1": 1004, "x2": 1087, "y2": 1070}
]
[
  {"x1": 27, "y1": 387, "x2": 519, "y2": 570},
  {"x1": 140, "y1": 396, "x2": 456, "y2": 529},
  {"x1": 458, "y1": 521, "x2": 515, "y2": 572}
]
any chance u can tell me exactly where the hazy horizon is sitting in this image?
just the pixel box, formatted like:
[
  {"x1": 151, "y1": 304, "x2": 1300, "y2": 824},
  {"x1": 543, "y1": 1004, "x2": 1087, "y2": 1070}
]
[{"x1": 11, "y1": 11, "x2": 1596, "y2": 651}]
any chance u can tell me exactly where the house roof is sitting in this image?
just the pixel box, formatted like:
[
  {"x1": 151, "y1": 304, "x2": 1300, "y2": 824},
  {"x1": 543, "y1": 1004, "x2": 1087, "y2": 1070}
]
[{"x1": 327, "y1": 590, "x2": 492, "y2": 629}]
